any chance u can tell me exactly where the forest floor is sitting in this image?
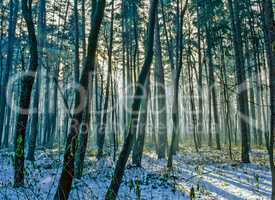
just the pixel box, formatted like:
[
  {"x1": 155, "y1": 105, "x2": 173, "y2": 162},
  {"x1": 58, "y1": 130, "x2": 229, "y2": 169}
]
[{"x1": 0, "y1": 146, "x2": 272, "y2": 200}]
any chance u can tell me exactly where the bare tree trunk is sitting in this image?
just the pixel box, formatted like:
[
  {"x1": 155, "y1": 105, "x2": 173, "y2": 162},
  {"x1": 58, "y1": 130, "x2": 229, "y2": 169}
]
[
  {"x1": 196, "y1": 0, "x2": 203, "y2": 147},
  {"x1": 14, "y1": 0, "x2": 38, "y2": 187},
  {"x1": 167, "y1": 0, "x2": 188, "y2": 168},
  {"x1": 263, "y1": 0, "x2": 275, "y2": 198},
  {"x1": 205, "y1": 22, "x2": 221, "y2": 150},
  {"x1": 97, "y1": 0, "x2": 114, "y2": 158},
  {"x1": 186, "y1": 22, "x2": 199, "y2": 152},
  {"x1": 27, "y1": 0, "x2": 46, "y2": 161},
  {"x1": 154, "y1": 12, "x2": 167, "y2": 159},
  {"x1": 0, "y1": 0, "x2": 18, "y2": 144},
  {"x1": 105, "y1": 0, "x2": 158, "y2": 198},
  {"x1": 53, "y1": 1, "x2": 106, "y2": 199},
  {"x1": 74, "y1": 0, "x2": 80, "y2": 82},
  {"x1": 132, "y1": 77, "x2": 150, "y2": 166},
  {"x1": 228, "y1": 0, "x2": 250, "y2": 163},
  {"x1": 220, "y1": 37, "x2": 233, "y2": 159}
]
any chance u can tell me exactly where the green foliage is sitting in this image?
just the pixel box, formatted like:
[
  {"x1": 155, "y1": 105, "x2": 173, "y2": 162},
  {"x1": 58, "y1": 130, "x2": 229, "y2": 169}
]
[
  {"x1": 129, "y1": 179, "x2": 134, "y2": 191},
  {"x1": 135, "y1": 178, "x2": 141, "y2": 200},
  {"x1": 15, "y1": 134, "x2": 23, "y2": 158},
  {"x1": 190, "y1": 186, "x2": 195, "y2": 199}
]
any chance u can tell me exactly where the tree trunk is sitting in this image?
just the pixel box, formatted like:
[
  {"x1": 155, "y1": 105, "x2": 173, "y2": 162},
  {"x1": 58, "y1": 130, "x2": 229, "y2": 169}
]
[
  {"x1": 105, "y1": 0, "x2": 158, "y2": 198},
  {"x1": 132, "y1": 77, "x2": 150, "y2": 166},
  {"x1": 167, "y1": 0, "x2": 188, "y2": 168},
  {"x1": 14, "y1": 0, "x2": 38, "y2": 187},
  {"x1": 196, "y1": 0, "x2": 203, "y2": 147},
  {"x1": 53, "y1": 1, "x2": 106, "y2": 199},
  {"x1": 27, "y1": 0, "x2": 46, "y2": 161},
  {"x1": 263, "y1": 0, "x2": 275, "y2": 198},
  {"x1": 97, "y1": 0, "x2": 114, "y2": 158},
  {"x1": 0, "y1": 0, "x2": 19, "y2": 143},
  {"x1": 205, "y1": 23, "x2": 221, "y2": 150},
  {"x1": 228, "y1": 0, "x2": 250, "y2": 163},
  {"x1": 154, "y1": 12, "x2": 167, "y2": 159},
  {"x1": 74, "y1": 0, "x2": 80, "y2": 83}
]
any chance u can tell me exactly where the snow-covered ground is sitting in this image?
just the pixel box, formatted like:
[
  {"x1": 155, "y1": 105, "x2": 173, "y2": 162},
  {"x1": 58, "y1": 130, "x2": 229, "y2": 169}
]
[{"x1": 0, "y1": 148, "x2": 272, "y2": 199}]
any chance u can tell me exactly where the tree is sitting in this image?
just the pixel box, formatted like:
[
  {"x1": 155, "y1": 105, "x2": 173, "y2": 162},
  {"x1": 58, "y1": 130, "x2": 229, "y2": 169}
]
[
  {"x1": 74, "y1": 0, "x2": 80, "y2": 83},
  {"x1": 167, "y1": 0, "x2": 188, "y2": 168},
  {"x1": 105, "y1": 0, "x2": 158, "y2": 198},
  {"x1": 228, "y1": 0, "x2": 250, "y2": 163},
  {"x1": 204, "y1": 0, "x2": 221, "y2": 150},
  {"x1": 54, "y1": 0, "x2": 106, "y2": 199},
  {"x1": 14, "y1": 0, "x2": 38, "y2": 187},
  {"x1": 154, "y1": 12, "x2": 168, "y2": 159},
  {"x1": 132, "y1": 76, "x2": 150, "y2": 166},
  {"x1": 97, "y1": 0, "x2": 114, "y2": 158},
  {"x1": 26, "y1": 0, "x2": 46, "y2": 161},
  {"x1": 263, "y1": 0, "x2": 275, "y2": 198},
  {"x1": 0, "y1": 0, "x2": 19, "y2": 145}
]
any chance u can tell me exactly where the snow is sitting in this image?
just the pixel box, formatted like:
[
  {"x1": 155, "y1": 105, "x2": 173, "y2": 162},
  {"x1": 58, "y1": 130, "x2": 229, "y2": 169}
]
[{"x1": 0, "y1": 148, "x2": 272, "y2": 199}]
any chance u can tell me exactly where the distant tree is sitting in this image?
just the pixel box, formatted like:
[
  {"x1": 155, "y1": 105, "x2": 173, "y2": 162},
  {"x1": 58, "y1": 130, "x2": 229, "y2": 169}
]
[
  {"x1": 0, "y1": 0, "x2": 19, "y2": 145},
  {"x1": 204, "y1": 0, "x2": 221, "y2": 150},
  {"x1": 154, "y1": 12, "x2": 168, "y2": 159},
  {"x1": 97, "y1": 0, "x2": 114, "y2": 159},
  {"x1": 132, "y1": 76, "x2": 150, "y2": 166}
]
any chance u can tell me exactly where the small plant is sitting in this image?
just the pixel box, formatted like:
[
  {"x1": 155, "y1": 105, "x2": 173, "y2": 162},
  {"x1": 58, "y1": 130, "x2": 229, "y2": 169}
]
[
  {"x1": 190, "y1": 186, "x2": 195, "y2": 200},
  {"x1": 135, "y1": 178, "x2": 141, "y2": 200},
  {"x1": 254, "y1": 173, "x2": 260, "y2": 191},
  {"x1": 129, "y1": 179, "x2": 134, "y2": 191}
]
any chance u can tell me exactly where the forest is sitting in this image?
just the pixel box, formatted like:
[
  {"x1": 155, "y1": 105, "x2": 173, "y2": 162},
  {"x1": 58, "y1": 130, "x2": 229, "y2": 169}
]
[{"x1": 0, "y1": 0, "x2": 274, "y2": 199}]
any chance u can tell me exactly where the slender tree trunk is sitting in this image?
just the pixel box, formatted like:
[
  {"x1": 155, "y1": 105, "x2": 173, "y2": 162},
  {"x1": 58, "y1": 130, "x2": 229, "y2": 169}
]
[
  {"x1": 97, "y1": 0, "x2": 114, "y2": 158},
  {"x1": 0, "y1": 0, "x2": 18, "y2": 143},
  {"x1": 54, "y1": 1, "x2": 106, "y2": 199},
  {"x1": 81, "y1": 0, "x2": 86, "y2": 60},
  {"x1": 168, "y1": 0, "x2": 188, "y2": 168},
  {"x1": 27, "y1": 0, "x2": 46, "y2": 161},
  {"x1": 205, "y1": 24, "x2": 221, "y2": 150},
  {"x1": 196, "y1": 0, "x2": 203, "y2": 147},
  {"x1": 132, "y1": 77, "x2": 150, "y2": 166},
  {"x1": 187, "y1": 41, "x2": 199, "y2": 153},
  {"x1": 14, "y1": 0, "x2": 38, "y2": 187},
  {"x1": 228, "y1": 0, "x2": 250, "y2": 163},
  {"x1": 105, "y1": 0, "x2": 158, "y2": 198},
  {"x1": 154, "y1": 12, "x2": 167, "y2": 159},
  {"x1": 74, "y1": 0, "x2": 80, "y2": 83},
  {"x1": 74, "y1": 73, "x2": 92, "y2": 178},
  {"x1": 220, "y1": 37, "x2": 233, "y2": 159},
  {"x1": 263, "y1": 0, "x2": 275, "y2": 198},
  {"x1": 43, "y1": 69, "x2": 50, "y2": 145},
  {"x1": 0, "y1": 4, "x2": 4, "y2": 137}
]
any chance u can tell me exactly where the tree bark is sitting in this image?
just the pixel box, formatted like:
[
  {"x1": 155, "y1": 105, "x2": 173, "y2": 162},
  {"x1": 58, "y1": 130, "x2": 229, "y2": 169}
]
[
  {"x1": 154, "y1": 12, "x2": 167, "y2": 159},
  {"x1": 53, "y1": 0, "x2": 106, "y2": 199},
  {"x1": 263, "y1": 0, "x2": 275, "y2": 198},
  {"x1": 97, "y1": 0, "x2": 114, "y2": 158},
  {"x1": 14, "y1": 0, "x2": 38, "y2": 187},
  {"x1": 205, "y1": 19, "x2": 221, "y2": 150},
  {"x1": 105, "y1": 0, "x2": 158, "y2": 198},
  {"x1": 0, "y1": 0, "x2": 19, "y2": 144},
  {"x1": 228, "y1": 0, "x2": 250, "y2": 163},
  {"x1": 167, "y1": 0, "x2": 188, "y2": 168},
  {"x1": 27, "y1": 0, "x2": 46, "y2": 161},
  {"x1": 132, "y1": 76, "x2": 150, "y2": 166}
]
